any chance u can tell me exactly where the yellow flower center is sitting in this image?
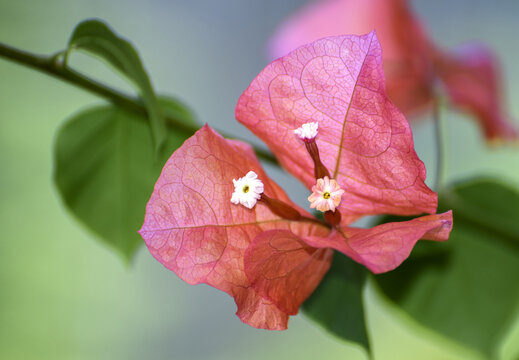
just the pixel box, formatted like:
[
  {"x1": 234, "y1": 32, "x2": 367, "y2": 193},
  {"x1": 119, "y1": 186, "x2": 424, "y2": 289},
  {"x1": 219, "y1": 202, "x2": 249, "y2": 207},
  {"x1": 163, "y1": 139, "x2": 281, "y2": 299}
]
[
  {"x1": 323, "y1": 191, "x2": 331, "y2": 199},
  {"x1": 243, "y1": 185, "x2": 250, "y2": 193}
]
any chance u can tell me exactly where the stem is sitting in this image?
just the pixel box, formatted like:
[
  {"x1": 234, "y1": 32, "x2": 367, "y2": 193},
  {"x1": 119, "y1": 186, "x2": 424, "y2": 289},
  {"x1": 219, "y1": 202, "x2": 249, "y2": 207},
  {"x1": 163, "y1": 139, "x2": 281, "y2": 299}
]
[
  {"x1": 305, "y1": 140, "x2": 330, "y2": 180},
  {"x1": 432, "y1": 97, "x2": 447, "y2": 191},
  {"x1": 260, "y1": 195, "x2": 329, "y2": 228},
  {"x1": 300, "y1": 215, "x2": 330, "y2": 228},
  {"x1": 0, "y1": 42, "x2": 278, "y2": 165}
]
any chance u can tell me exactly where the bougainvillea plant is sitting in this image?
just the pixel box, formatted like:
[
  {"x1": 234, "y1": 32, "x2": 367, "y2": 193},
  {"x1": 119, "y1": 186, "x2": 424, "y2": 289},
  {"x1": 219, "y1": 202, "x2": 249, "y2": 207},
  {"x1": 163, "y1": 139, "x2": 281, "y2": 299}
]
[
  {"x1": 269, "y1": 0, "x2": 518, "y2": 142},
  {"x1": 139, "y1": 32, "x2": 453, "y2": 329},
  {"x1": 2, "y1": 7, "x2": 519, "y2": 358}
]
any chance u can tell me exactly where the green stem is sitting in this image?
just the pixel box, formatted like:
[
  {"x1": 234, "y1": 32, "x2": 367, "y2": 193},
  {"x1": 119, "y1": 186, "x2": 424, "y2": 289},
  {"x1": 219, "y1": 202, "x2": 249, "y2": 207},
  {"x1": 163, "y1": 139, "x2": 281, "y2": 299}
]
[
  {"x1": 0, "y1": 42, "x2": 278, "y2": 165},
  {"x1": 432, "y1": 97, "x2": 447, "y2": 191}
]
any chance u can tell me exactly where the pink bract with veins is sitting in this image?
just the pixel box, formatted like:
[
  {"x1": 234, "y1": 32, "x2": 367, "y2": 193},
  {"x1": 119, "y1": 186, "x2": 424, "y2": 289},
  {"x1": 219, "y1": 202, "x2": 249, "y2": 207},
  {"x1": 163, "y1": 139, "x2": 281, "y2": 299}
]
[
  {"x1": 268, "y1": 0, "x2": 518, "y2": 142},
  {"x1": 140, "y1": 33, "x2": 452, "y2": 331},
  {"x1": 238, "y1": 31, "x2": 437, "y2": 225}
]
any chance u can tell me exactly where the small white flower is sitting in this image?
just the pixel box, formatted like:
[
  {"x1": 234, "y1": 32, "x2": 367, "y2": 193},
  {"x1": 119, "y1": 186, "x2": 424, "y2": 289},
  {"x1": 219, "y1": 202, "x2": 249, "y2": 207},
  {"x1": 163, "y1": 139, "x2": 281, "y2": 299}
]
[
  {"x1": 230, "y1": 171, "x2": 264, "y2": 209},
  {"x1": 308, "y1": 176, "x2": 344, "y2": 212},
  {"x1": 294, "y1": 122, "x2": 318, "y2": 141}
]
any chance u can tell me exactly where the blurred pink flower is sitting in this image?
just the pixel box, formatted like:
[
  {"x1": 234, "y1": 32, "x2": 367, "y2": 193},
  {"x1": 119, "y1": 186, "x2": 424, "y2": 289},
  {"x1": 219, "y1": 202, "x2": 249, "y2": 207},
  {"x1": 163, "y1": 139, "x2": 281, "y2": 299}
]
[{"x1": 269, "y1": 0, "x2": 518, "y2": 142}]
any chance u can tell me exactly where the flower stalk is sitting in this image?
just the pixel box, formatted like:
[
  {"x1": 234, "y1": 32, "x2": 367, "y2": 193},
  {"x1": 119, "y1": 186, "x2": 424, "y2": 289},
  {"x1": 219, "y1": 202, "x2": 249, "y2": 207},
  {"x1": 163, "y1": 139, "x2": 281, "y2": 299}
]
[{"x1": 305, "y1": 141, "x2": 331, "y2": 180}]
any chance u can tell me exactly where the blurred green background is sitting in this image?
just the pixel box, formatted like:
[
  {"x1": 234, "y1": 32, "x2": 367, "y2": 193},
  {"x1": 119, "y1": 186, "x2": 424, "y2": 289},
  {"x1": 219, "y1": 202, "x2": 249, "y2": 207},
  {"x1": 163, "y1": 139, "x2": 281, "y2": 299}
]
[{"x1": 1, "y1": 0, "x2": 518, "y2": 359}]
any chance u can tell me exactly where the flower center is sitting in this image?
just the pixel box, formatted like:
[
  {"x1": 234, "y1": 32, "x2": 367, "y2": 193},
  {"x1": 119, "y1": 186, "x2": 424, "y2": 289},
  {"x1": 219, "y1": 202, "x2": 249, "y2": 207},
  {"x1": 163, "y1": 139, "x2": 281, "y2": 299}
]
[
  {"x1": 308, "y1": 176, "x2": 345, "y2": 213},
  {"x1": 243, "y1": 185, "x2": 250, "y2": 193}
]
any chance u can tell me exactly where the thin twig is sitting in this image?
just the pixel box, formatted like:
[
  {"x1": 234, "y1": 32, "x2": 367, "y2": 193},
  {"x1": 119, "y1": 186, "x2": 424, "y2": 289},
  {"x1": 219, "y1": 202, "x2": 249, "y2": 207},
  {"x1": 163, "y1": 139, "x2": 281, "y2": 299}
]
[
  {"x1": 0, "y1": 42, "x2": 278, "y2": 165},
  {"x1": 432, "y1": 97, "x2": 447, "y2": 191}
]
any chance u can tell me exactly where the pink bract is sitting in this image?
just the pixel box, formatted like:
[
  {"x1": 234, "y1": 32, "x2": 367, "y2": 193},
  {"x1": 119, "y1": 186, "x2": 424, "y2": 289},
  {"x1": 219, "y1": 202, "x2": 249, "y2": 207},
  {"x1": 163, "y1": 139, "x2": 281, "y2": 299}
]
[
  {"x1": 237, "y1": 32, "x2": 437, "y2": 224},
  {"x1": 268, "y1": 0, "x2": 518, "y2": 142},
  {"x1": 140, "y1": 33, "x2": 453, "y2": 330},
  {"x1": 433, "y1": 45, "x2": 519, "y2": 141},
  {"x1": 139, "y1": 125, "x2": 333, "y2": 330}
]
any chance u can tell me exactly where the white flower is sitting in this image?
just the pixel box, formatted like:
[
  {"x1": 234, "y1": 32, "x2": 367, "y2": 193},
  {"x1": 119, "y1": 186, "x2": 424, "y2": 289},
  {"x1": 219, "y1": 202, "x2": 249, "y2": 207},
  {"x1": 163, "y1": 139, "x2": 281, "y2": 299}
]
[
  {"x1": 308, "y1": 176, "x2": 344, "y2": 212},
  {"x1": 230, "y1": 171, "x2": 264, "y2": 209},
  {"x1": 294, "y1": 122, "x2": 318, "y2": 141}
]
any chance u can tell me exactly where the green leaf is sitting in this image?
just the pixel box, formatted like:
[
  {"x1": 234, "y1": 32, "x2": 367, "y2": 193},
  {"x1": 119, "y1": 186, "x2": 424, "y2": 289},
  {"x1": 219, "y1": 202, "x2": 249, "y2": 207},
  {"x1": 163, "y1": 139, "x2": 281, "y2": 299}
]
[
  {"x1": 302, "y1": 252, "x2": 371, "y2": 355},
  {"x1": 375, "y1": 178, "x2": 519, "y2": 358},
  {"x1": 67, "y1": 19, "x2": 166, "y2": 151},
  {"x1": 54, "y1": 97, "x2": 195, "y2": 263},
  {"x1": 442, "y1": 178, "x2": 519, "y2": 247}
]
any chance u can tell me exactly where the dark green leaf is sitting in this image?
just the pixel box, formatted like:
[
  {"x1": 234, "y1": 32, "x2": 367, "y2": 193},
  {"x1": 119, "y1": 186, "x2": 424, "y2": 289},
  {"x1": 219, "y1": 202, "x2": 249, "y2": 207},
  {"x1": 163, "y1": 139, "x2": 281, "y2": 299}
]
[
  {"x1": 67, "y1": 19, "x2": 166, "y2": 150},
  {"x1": 442, "y1": 178, "x2": 519, "y2": 247},
  {"x1": 54, "y1": 97, "x2": 195, "y2": 263},
  {"x1": 375, "y1": 179, "x2": 519, "y2": 358},
  {"x1": 302, "y1": 252, "x2": 371, "y2": 355}
]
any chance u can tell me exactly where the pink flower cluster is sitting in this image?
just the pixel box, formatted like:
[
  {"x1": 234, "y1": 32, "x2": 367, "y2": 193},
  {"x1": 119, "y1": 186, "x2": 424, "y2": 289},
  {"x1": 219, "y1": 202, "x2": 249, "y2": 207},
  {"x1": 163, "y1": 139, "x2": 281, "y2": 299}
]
[{"x1": 139, "y1": 32, "x2": 452, "y2": 330}]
